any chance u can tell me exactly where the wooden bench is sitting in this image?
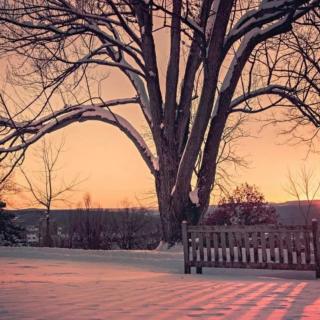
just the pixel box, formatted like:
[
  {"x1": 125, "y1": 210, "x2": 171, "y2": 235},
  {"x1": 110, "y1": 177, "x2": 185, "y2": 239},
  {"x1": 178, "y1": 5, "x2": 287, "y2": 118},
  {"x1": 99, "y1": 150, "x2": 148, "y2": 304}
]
[{"x1": 182, "y1": 219, "x2": 320, "y2": 278}]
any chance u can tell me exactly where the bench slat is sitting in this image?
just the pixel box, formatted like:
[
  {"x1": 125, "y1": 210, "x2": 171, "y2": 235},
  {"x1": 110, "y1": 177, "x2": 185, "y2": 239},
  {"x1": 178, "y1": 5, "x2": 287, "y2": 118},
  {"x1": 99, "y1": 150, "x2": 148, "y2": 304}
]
[
  {"x1": 213, "y1": 232, "x2": 219, "y2": 262},
  {"x1": 191, "y1": 232, "x2": 197, "y2": 262},
  {"x1": 244, "y1": 231, "x2": 250, "y2": 263},
  {"x1": 221, "y1": 232, "x2": 227, "y2": 263},
  {"x1": 205, "y1": 232, "x2": 212, "y2": 262}
]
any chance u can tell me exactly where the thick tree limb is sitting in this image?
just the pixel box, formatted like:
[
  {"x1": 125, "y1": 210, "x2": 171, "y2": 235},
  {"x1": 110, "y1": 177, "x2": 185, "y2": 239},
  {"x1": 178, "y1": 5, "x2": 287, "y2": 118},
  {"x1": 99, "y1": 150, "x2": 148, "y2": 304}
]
[{"x1": 0, "y1": 101, "x2": 156, "y2": 175}]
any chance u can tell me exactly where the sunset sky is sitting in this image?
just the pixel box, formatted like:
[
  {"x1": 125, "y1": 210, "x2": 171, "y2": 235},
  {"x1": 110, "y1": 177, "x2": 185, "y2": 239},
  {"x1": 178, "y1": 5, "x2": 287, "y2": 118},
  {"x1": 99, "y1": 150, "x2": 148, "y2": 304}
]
[
  {"x1": 1, "y1": 25, "x2": 319, "y2": 210},
  {"x1": 10, "y1": 100, "x2": 319, "y2": 210}
]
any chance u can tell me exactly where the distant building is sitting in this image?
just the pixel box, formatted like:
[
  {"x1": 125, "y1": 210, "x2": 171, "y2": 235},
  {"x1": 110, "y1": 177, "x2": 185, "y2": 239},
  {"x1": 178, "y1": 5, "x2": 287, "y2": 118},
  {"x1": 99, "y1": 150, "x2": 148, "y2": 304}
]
[
  {"x1": 26, "y1": 233, "x2": 39, "y2": 244},
  {"x1": 26, "y1": 226, "x2": 39, "y2": 245}
]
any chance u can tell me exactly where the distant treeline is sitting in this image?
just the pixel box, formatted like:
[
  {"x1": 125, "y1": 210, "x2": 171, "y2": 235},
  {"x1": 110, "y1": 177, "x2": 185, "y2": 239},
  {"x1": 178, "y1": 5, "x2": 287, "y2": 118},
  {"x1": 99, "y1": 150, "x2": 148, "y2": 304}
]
[
  {"x1": 65, "y1": 208, "x2": 161, "y2": 250},
  {"x1": 11, "y1": 202, "x2": 320, "y2": 228},
  {"x1": 11, "y1": 207, "x2": 161, "y2": 250}
]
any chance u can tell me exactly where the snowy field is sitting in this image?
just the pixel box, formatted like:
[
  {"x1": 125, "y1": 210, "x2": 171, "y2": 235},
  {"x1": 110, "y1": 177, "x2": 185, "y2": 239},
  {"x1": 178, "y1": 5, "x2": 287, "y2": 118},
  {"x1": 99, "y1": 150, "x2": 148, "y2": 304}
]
[{"x1": 0, "y1": 246, "x2": 319, "y2": 320}]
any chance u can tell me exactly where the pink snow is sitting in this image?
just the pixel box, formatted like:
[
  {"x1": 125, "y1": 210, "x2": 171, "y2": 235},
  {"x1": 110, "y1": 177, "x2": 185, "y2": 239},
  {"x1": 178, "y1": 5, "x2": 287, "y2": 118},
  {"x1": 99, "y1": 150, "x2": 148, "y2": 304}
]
[{"x1": 0, "y1": 247, "x2": 319, "y2": 320}]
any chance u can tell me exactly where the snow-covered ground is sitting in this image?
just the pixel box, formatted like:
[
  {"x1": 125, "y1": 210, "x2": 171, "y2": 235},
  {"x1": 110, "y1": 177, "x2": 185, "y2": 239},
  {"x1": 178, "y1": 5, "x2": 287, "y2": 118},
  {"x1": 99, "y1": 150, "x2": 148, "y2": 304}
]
[{"x1": 0, "y1": 246, "x2": 319, "y2": 320}]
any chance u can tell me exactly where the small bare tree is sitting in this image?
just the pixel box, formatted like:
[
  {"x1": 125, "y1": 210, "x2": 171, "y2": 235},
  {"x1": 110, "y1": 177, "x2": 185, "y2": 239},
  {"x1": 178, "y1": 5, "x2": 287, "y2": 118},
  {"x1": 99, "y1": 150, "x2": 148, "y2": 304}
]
[
  {"x1": 20, "y1": 138, "x2": 80, "y2": 246},
  {"x1": 83, "y1": 192, "x2": 93, "y2": 212},
  {"x1": 69, "y1": 193, "x2": 113, "y2": 249},
  {"x1": 285, "y1": 166, "x2": 320, "y2": 224},
  {"x1": 111, "y1": 201, "x2": 155, "y2": 249}
]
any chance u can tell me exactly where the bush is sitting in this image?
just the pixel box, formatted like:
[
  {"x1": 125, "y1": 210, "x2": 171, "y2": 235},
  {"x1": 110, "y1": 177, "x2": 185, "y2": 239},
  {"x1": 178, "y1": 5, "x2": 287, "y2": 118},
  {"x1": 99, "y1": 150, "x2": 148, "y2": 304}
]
[
  {"x1": 0, "y1": 201, "x2": 25, "y2": 245},
  {"x1": 205, "y1": 183, "x2": 277, "y2": 225}
]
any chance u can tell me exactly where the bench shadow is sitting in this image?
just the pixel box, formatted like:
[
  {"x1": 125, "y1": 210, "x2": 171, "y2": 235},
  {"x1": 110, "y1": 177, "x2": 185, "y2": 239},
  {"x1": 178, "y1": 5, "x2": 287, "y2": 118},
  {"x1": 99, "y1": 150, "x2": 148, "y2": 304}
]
[{"x1": 178, "y1": 276, "x2": 319, "y2": 319}]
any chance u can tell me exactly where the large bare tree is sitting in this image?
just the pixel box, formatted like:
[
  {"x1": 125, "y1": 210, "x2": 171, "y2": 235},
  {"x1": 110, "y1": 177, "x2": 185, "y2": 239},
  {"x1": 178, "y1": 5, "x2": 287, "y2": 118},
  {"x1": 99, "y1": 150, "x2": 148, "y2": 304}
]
[{"x1": 0, "y1": 1, "x2": 319, "y2": 244}]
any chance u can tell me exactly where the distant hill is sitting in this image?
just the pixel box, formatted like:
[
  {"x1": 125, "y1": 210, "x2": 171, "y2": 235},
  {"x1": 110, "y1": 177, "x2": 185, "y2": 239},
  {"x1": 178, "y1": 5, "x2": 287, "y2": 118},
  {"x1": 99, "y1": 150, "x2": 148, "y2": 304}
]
[
  {"x1": 8, "y1": 200, "x2": 320, "y2": 227},
  {"x1": 273, "y1": 201, "x2": 320, "y2": 224},
  {"x1": 9, "y1": 208, "x2": 160, "y2": 228},
  {"x1": 272, "y1": 199, "x2": 320, "y2": 207}
]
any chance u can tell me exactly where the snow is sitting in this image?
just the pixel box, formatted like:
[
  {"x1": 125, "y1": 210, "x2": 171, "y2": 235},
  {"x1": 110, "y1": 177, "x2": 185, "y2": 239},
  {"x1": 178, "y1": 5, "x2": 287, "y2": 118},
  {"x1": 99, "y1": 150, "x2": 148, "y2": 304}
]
[
  {"x1": 189, "y1": 187, "x2": 199, "y2": 206},
  {"x1": 0, "y1": 101, "x2": 152, "y2": 157},
  {"x1": 222, "y1": 27, "x2": 260, "y2": 92},
  {"x1": 81, "y1": 107, "x2": 156, "y2": 165},
  {"x1": 0, "y1": 246, "x2": 319, "y2": 320},
  {"x1": 171, "y1": 185, "x2": 176, "y2": 196},
  {"x1": 155, "y1": 241, "x2": 183, "y2": 252},
  {"x1": 152, "y1": 156, "x2": 159, "y2": 171},
  {"x1": 120, "y1": 59, "x2": 151, "y2": 122},
  {"x1": 1, "y1": 103, "x2": 157, "y2": 174}
]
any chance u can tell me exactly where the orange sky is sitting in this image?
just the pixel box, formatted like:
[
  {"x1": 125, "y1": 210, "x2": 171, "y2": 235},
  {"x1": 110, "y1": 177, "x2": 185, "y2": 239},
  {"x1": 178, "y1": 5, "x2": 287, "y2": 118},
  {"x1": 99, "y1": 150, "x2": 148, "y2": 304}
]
[
  {"x1": 9, "y1": 105, "x2": 319, "y2": 210},
  {"x1": 1, "y1": 28, "x2": 319, "y2": 210}
]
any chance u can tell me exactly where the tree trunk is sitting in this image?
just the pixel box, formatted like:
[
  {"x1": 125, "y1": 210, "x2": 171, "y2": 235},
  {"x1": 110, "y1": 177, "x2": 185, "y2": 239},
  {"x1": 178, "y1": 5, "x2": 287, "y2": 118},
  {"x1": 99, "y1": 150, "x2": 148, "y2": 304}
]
[
  {"x1": 197, "y1": 109, "x2": 229, "y2": 219},
  {"x1": 155, "y1": 145, "x2": 186, "y2": 245},
  {"x1": 155, "y1": 129, "x2": 207, "y2": 244},
  {"x1": 156, "y1": 161, "x2": 203, "y2": 244},
  {"x1": 157, "y1": 194, "x2": 182, "y2": 245},
  {"x1": 157, "y1": 187, "x2": 205, "y2": 244},
  {"x1": 45, "y1": 212, "x2": 52, "y2": 247}
]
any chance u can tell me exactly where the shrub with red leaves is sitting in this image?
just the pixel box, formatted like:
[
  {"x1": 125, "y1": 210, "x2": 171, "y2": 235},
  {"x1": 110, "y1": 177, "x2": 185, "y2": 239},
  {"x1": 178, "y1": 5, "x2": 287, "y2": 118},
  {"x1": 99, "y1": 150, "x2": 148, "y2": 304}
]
[{"x1": 205, "y1": 183, "x2": 277, "y2": 225}]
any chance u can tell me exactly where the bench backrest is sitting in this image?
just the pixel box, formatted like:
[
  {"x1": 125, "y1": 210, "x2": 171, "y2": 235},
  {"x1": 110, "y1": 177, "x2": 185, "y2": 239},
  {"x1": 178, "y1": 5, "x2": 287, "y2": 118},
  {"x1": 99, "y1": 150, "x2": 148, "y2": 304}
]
[{"x1": 182, "y1": 220, "x2": 320, "y2": 278}]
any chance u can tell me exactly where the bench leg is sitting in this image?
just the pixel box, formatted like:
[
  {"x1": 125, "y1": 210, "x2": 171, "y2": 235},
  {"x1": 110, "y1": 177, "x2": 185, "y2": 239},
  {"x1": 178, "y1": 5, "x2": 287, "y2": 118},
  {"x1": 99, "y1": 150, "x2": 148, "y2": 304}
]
[
  {"x1": 196, "y1": 266, "x2": 202, "y2": 274},
  {"x1": 184, "y1": 265, "x2": 191, "y2": 274}
]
